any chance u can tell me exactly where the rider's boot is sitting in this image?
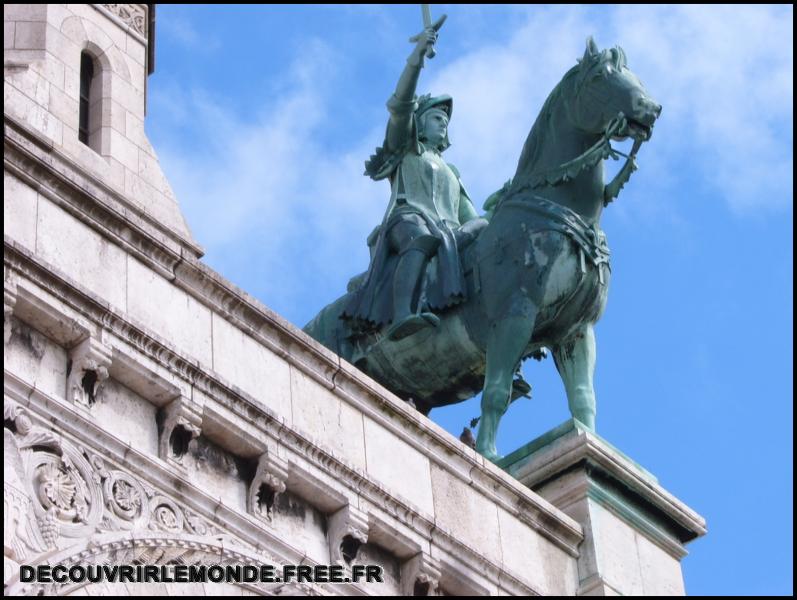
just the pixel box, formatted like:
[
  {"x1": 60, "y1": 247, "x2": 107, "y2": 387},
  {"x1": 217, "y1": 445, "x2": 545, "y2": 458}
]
[{"x1": 388, "y1": 245, "x2": 439, "y2": 341}]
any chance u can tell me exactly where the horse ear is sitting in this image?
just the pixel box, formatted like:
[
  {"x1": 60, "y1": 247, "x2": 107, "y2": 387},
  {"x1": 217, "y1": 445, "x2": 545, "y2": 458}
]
[
  {"x1": 616, "y1": 45, "x2": 628, "y2": 69},
  {"x1": 584, "y1": 36, "x2": 599, "y2": 61}
]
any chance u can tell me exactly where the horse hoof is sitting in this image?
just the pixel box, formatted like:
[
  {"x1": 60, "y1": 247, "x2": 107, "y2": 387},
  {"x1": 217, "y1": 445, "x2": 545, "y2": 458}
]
[
  {"x1": 387, "y1": 315, "x2": 431, "y2": 341},
  {"x1": 481, "y1": 450, "x2": 504, "y2": 463},
  {"x1": 476, "y1": 445, "x2": 504, "y2": 463}
]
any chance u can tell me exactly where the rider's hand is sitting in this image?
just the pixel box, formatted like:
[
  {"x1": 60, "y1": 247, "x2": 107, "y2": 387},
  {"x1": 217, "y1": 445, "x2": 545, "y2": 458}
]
[
  {"x1": 408, "y1": 15, "x2": 446, "y2": 64},
  {"x1": 412, "y1": 28, "x2": 438, "y2": 58}
]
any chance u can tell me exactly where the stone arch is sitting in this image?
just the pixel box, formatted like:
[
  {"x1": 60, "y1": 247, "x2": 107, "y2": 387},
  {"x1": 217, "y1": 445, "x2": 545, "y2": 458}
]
[
  {"x1": 58, "y1": 15, "x2": 131, "y2": 158},
  {"x1": 4, "y1": 531, "x2": 315, "y2": 596}
]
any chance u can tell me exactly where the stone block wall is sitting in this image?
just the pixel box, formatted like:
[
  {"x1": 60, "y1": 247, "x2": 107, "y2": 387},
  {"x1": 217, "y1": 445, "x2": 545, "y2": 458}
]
[{"x1": 4, "y1": 4, "x2": 197, "y2": 251}]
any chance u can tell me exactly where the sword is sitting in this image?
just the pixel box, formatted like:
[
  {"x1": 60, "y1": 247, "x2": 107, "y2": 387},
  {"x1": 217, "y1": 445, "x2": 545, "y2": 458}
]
[
  {"x1": 422, "y1": 5, "x2": 436, "y2": 59},
  {"x1": 414, "y1": 5, "x2": 446, "y2": 59}
]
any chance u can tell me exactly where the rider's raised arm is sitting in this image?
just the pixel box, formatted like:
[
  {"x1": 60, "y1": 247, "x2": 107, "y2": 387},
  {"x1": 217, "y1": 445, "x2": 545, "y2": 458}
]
[{"x1": 385, "y1": 27, "x2": 440, "y2": 152}]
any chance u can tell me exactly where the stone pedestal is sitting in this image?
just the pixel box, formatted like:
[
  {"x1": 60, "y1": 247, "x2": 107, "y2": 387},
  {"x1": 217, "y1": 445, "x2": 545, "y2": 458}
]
[{"x1": 498, "y1": 420, "x2": 706, "y2": 596}]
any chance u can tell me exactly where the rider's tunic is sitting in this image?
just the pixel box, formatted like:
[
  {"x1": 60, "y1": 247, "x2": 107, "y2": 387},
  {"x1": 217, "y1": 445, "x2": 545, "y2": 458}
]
[{"x1": 342, "y1": 96, "x2": 478, "y2": 333}]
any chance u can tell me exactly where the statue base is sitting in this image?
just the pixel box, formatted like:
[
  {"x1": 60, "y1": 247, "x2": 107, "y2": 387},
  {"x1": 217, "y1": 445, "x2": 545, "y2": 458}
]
[{"x1": 498, "y1": 420, "x2": 706, "y2": 596}]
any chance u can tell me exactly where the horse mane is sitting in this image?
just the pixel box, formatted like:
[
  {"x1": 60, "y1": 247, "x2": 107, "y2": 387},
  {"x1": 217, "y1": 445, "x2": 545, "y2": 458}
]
[
  {"x1": 510, "y1": 65, "x2": 580, "y2": 193},
  {"x1": 510, "y1": 46, "x2": 627, "y2": 195}
]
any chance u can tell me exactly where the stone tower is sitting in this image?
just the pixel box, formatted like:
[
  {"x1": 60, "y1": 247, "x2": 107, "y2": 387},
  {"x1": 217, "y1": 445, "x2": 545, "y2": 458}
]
[
  {"x1": 4, "y1": 4, "x2": 706, "y2": 595},
  {"x1": 4, "y1": 4, "x2": 198, "y2": 253}
]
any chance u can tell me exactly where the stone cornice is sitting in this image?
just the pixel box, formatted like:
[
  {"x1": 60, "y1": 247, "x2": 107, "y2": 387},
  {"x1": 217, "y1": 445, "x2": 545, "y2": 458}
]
[
  {"x1": 92, "y1": 4, "x2": 149, "y2": 45},
  {"x1": 4, "y1": 367, "x2": 539, "y2": 596},
  {"x1": 4, "y1": 241, "x2": 581, "y2": 594},
  {"x1": 5, "y1": 235, "x2": 582, "y2": 557},
  {"x1": 4, "y1": 113, "x2": 204, "y2": 264},
  {"x1": 504, "y1": 421, "x2": 706, "y2": 549}
]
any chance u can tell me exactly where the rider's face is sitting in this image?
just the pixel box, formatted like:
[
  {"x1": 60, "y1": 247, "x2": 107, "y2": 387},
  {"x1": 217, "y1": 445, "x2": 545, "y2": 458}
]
[{"x1": 421, "y1": 109, "x2": 448, "y2": 146}]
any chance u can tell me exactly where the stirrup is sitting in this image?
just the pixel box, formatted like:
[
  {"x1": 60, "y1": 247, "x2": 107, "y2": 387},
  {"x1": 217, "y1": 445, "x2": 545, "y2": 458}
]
[{"x1": 387, "y1": 314, "x2": 432, "y2": 341}]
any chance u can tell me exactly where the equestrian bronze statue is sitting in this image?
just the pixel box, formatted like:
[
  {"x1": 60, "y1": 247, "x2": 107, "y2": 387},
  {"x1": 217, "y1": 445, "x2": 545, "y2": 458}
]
[{"x1": 304, "y1": 24, "x2": 661, "y2": 461}]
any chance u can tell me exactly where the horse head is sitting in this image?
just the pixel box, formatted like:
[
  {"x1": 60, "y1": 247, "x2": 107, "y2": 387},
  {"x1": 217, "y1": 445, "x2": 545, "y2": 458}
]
[
  {"x1": 570, "y1": 37, "x2": 661, "y2": 142},
  {"x1": 510, "y1": 38, "x2": 661, "y2": 221}
]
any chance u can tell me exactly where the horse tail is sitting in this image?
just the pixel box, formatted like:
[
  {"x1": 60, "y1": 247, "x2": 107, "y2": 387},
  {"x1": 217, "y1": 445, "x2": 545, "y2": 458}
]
[{"x1": 303, "y1": 293, "x2": 355, "y2": 361}]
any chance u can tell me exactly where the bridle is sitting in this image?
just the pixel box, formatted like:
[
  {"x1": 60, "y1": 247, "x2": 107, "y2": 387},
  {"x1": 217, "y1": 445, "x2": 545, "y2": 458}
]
[{"x1": 526, "y1": 112, "x2": 645, "y2": 207}]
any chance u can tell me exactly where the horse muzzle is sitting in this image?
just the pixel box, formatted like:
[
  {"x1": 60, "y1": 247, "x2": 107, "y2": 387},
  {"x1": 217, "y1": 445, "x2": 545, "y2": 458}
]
[
  {"x1": 628, "y1": 95, "x2": 661, "y2": 140},
  {"x1": 624, "y1": 117, "x2": 654, "y2": 141}
]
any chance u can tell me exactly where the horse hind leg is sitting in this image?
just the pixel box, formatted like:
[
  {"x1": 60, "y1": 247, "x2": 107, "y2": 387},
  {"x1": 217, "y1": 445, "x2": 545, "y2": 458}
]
[
  {"x1": 476, "y1": 305, "x2": 537, "y2": 461},
  {"x1": 552, "y1": 324, "x2": 597, "y2": 430}
]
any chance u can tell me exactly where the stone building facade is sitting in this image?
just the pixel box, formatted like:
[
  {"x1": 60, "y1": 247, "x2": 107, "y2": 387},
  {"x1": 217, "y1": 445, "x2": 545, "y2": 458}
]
[{"x1": 4, "y1": 4, "x2": 705, "y2": 595}]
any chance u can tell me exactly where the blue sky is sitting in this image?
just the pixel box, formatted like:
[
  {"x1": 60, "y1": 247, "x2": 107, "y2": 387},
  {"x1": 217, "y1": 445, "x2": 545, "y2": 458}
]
[{"x1": 146, "y1": 5, "x2": 793, "y2": 595}]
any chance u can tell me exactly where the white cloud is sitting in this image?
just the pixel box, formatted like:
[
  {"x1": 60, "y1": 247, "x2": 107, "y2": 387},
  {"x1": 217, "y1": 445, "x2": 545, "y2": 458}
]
[
  {"x1": 430, "y1": 5, "x2": 793, "y2": 214},
  {"x1": 152, "y1": 5, "x2": 792, "y2": 320},
  {"x1": 605, "y1": 5, "x2": 793, "y2": 214},
  {"x1": 158, "y1": 10, "x2": 221, "y2": 53},
  {"x1": 155, "y1": 38, "x2": 385, "y2": 315}
]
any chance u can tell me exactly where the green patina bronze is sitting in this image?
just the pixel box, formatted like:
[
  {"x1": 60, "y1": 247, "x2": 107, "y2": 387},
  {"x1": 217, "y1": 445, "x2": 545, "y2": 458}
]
[{"x1": 304, "y1": 24, "x2": 661, "y2": 461}]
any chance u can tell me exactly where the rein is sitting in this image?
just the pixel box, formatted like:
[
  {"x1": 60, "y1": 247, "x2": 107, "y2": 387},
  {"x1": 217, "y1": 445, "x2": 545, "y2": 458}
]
[{"x1": 523, "y1": 113, "x2": 645, "y2": 207}]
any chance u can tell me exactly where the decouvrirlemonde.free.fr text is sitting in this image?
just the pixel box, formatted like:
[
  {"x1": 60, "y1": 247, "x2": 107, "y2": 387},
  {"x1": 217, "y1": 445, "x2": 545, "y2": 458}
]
[{"x1": 20, "y1": 564, "x2": 384, "y2": 585}]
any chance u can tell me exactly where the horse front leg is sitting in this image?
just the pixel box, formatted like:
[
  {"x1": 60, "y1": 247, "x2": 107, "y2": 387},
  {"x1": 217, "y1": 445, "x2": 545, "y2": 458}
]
[
  {"x1": 476, "y1": 307, "x2": 537, "y2": 461},
  {"x1": 552, "y1": 323, "x2": 597, "y2": 430}
]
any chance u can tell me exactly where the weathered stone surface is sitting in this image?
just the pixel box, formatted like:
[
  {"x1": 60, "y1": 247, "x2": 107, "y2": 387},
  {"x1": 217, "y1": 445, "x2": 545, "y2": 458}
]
[
  {"x1": 4, "y1": 4, "x2": 48, "y2": 23},
  {"x1": 179, "y1": 435, "x2": 249, "y2": 513},
  {"x1": 430, "y1": 462, "x2": 503, "y2": 565},
  {"x1": 126, "y1": 257, "x2": 212, "y2": 365},
  {"x1": 363, "y1": 416, "x2": 434, "y2": 515},
  {"x1": 636, "y1": 528, "x2": 686, "y2": 596},
  {"x1": 92, "y1": 377, "x2": 159, "y2": 455},
  {"x1": 290, "y1": 365, "x2": 366, "y2": 470},
  {"x1": 4, "y1": 173, "x2": 38, "y2": 252},
  {"x1": 4, "y1": 315, "x2": 67, "y2": 400},
  {"x1": 4, "y1": 82, "x2": 64, "y2": 144},
  {"x1": 497, "y1": 506, "x2": 579, "y2": 595},
  {"x1": 501, "y1": 420, "x2": 706, "y2": 596},
  {"x1": 36, "y1": 196, "x2": 128, "y2": 310},
  {"x1": 211, "y1": 312, "x2": 292, "y2": 423},
  {"x1": 12, "y1": 21, "x2": 47, "y2": 51}
]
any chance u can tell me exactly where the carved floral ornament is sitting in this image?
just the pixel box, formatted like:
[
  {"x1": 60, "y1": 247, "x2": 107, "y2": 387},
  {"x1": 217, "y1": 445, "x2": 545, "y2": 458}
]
[
  {"x1": 100, "y1": 4, "x2": 147, "y2": 37},
  {"x1": 4, "y1": 401, "x2": 234, "y2": 566},
  {"x1": 4, "y1": 404, "x2": 330, "y2": 596}
]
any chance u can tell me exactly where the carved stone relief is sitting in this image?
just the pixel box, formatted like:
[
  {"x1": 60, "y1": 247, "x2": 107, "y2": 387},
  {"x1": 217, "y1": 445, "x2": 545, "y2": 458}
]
[
  {"x1": 328, "y1": 504, "x2": 369, "y2": 567},
  {"x1": 100, "y1": 4, "x2": 147, "y2": 37},
  {"x1": 3, "y1": 402, "x2": 235, "y2": 572},
  {"x1": 402, "y1": 552, "x2": 442, "y2": 596},
  {"x1": 157, "y1": 395, "x2": 201, "y2": 465},
  {"x1": 248, "y1": 451, "x2": 288, "y2": 523},
  {"x1": 6, "y1": 535, "x2": 311, "y2": 596},
  {"x1": 67, "y1": 335, "x2": 112, "y2": 408}
]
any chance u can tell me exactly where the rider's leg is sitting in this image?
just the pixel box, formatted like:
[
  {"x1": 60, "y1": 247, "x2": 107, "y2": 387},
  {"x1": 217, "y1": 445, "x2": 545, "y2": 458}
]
[
  {"x1": 552, "y1": 324, "x2": 597, "y2": 430},
  {"x1": 387, "y1": 217, "x2": 440, "y2": 341}
]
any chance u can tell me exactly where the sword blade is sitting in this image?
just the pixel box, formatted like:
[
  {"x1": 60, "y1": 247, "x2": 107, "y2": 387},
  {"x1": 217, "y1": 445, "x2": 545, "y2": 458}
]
[
  {"x1": 421, "y1": 4, "x2": 436, "y2": 58},
  {"x1": 422, "y1": 4, "x2": 432, "y2": 28}
]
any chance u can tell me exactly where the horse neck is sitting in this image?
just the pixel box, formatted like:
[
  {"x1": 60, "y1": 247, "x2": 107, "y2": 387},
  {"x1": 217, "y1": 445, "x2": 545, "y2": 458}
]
[{"x1": 514, "y1": 91, "x2": 606, "y2": 225}]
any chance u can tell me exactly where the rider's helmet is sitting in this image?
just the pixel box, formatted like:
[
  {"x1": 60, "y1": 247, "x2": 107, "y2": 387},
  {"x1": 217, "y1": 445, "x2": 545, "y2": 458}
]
[{"x1": 416, "y1": 93, "x2": 453, "y2": 151}]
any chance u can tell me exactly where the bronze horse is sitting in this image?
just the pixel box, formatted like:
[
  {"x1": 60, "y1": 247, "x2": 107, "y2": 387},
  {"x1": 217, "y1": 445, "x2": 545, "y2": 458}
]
[{"x1": 305, "y1": 38, "x2": 660, "y2": 460}]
